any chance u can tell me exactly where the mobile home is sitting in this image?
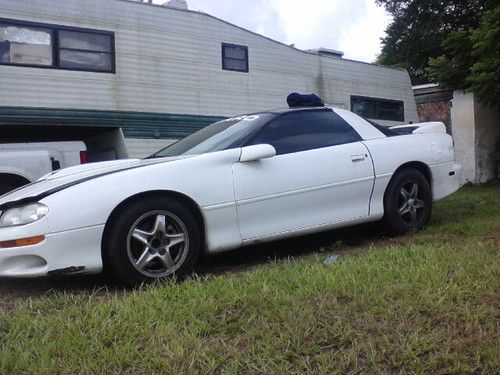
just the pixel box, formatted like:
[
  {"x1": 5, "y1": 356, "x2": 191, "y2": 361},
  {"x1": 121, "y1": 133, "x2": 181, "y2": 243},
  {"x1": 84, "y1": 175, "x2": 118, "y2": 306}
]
[{"x1": 0, "y1": 0, "x2": 418, "y2": 159}]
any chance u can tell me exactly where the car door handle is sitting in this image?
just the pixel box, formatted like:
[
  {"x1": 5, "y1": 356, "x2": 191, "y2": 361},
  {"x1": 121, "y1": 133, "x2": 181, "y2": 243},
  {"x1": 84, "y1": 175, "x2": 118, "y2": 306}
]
[{"x1": 350, "y1": 154, "x2": 366, "y2": 162}]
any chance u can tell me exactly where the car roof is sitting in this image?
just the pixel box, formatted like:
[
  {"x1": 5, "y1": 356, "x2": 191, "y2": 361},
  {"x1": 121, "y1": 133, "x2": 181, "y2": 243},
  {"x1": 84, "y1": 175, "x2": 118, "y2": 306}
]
[
  {"x1": 245, "y1": 106, "x2": 331, "y2": 116},
  {"x1": 272, "y1": 106, "x2": 331, "y2": 114}
]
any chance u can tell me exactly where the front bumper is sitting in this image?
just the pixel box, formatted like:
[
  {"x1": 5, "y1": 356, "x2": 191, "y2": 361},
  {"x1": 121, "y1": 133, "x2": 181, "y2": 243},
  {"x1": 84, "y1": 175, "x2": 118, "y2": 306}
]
[{"x1": 0, "y1": 224, "x2": 104, "y2": 278}]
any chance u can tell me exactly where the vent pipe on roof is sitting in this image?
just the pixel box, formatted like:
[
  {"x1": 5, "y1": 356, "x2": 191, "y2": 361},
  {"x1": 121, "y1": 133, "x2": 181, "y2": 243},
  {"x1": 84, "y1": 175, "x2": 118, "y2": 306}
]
[
  {"x1": 162, "y1": 0, "x2": 188, "y2": 10},
  {"x1": 306, "y1": 48, "x2": 344, "y2": 58}
]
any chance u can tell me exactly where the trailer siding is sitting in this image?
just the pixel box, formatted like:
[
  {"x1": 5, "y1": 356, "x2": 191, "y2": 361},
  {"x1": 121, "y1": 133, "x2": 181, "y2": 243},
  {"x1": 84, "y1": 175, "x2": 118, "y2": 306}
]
[
  {"x1": 0, "y1": 0, "x2": 418, "y2": 124},
  {"x1": 0, "y1": 0, "x2": 418, "y2": 157}
]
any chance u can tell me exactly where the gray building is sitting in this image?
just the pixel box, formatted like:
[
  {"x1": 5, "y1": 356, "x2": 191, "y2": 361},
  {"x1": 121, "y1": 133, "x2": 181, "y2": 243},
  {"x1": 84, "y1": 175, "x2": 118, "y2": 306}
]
[{"x1": 1, "y1": 0, "x2": 419, "y2": 158}]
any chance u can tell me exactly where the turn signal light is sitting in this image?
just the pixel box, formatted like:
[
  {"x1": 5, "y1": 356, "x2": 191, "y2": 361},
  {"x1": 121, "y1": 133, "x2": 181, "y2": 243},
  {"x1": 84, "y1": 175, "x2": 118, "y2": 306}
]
[{"x1": 0, "y1": 235, "x2": 45, "y2": 249}]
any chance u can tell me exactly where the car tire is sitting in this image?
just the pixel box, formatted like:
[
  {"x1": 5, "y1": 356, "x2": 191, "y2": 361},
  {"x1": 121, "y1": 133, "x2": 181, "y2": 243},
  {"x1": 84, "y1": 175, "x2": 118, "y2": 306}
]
[
  {"x1": 383, "y1": 168, "x2": 432, "y2": 235},
  {"x1": 103, "y1": 197, "x2": 201, "y2": 286}
]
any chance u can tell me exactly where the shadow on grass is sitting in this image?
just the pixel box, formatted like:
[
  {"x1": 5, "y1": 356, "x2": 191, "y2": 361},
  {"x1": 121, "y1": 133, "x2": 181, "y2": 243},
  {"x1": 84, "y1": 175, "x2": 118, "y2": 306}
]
[
  {"x1": 195, "y1": 221, "x2": 386, "y2": 275},
  {"x1": 0, "y1": 221, "x2": 386, "y2": 301}
]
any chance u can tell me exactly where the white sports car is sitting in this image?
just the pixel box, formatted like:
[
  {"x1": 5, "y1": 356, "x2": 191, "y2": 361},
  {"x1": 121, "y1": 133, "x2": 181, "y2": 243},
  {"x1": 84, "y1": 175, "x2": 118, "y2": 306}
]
[{"x1": 0, "y1": 100, "x2": 462, "y2": 285}]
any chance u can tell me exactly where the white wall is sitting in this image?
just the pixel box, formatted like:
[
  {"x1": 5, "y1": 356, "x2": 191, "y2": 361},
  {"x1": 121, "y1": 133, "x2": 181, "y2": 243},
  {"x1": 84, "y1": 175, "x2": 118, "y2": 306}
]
[
  {"x1": 0, "y1": 0, "x2": 418, "y2": 123},
  {"x1": 451, "y1": 91, "x2": 476, "y2": 184}
]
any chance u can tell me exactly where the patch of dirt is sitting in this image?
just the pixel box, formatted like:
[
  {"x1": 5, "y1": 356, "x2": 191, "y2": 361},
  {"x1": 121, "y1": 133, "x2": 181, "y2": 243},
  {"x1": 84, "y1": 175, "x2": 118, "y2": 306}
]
[
  {"x1": 478, "y1": 229, "x2": 500, "y2": 249},
  {"x1": 0, "y1": 275, "x2": 117, "y2": 310},
  {"x1": 482, "y1": 293, "x2": 500, "y2": 309},
  {"x1": 194, "y1": 221, "x2": 389, "y2": 276},
  {"x1": 482, "y1": 179, "x2": 500, "y2": 188}
]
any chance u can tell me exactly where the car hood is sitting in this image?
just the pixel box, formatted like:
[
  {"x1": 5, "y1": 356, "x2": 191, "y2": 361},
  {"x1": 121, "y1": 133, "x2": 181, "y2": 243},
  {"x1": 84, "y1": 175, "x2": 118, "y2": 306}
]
[
  {"x1": 0, "y1": 156, "x2": 193, "y2": 208},
  {"x1": 40, "y1": 159, "x2": 142, "y2": 181}
]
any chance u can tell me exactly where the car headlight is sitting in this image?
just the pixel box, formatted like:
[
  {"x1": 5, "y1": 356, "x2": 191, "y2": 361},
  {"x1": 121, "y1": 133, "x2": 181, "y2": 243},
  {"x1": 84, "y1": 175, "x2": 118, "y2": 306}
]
[{"x1": 0, "y1": 203, "x2": 49, "y2": 227}]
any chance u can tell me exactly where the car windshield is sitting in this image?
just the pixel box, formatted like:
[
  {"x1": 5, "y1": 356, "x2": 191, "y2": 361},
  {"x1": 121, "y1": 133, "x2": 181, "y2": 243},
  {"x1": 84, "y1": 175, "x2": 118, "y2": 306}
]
[{"x1": 148, "y1": 113, "x2": 274, "y2": 158}]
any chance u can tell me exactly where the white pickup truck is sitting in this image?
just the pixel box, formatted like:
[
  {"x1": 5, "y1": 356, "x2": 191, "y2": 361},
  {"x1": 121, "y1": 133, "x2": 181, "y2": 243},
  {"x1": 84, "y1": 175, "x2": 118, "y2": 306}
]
[{"x1": 0, "y1": 141, "x2": 87, "y2": 196}]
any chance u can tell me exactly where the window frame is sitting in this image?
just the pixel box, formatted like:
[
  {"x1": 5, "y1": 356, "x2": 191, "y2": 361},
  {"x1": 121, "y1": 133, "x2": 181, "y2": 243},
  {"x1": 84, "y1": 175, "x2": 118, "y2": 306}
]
[
  {"x1": 0, "y1": 17, "x2": 115, "y2": 73},
  {"x1": 350, "y1": 95, "x2": 405, "y2": 122},
  {"x1": 221, "y1": 42, "x2": 249, "y2": 73},
  {"x1": 243, "y1": 108, "x2": 362, "y2": 156}
]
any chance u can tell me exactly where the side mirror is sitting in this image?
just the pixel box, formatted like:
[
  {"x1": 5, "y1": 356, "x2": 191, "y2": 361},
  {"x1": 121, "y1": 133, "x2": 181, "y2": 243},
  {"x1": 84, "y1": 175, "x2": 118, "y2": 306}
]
[{"x1": 239, "y1": 144, "x2": 276, "y2": 162}]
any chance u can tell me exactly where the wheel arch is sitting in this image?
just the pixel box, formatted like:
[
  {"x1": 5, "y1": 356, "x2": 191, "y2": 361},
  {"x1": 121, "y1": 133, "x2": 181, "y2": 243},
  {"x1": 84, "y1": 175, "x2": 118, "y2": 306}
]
[
  {"x1": 381, "y1": 161, "x2": 434, "y2": 234},
  {"x1": 384, "y1": 161, "x2": 432, "y2": 204},
  {"x1": 393, "y1": 161, "x2": 431, "y2": 186},
  {"x1": 101, "y1": 190, "x2": 206, "y2": 254}
]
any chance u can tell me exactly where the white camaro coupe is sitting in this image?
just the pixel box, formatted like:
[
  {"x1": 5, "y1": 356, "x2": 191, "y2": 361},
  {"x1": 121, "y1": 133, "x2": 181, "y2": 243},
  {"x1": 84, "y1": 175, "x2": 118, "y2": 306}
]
[{"x1": 0, "y1": 98, "x2": 462, "y2": 285}]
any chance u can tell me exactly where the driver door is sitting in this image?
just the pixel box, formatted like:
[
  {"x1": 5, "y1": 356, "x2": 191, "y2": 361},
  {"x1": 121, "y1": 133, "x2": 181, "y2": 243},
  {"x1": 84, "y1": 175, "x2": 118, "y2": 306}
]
[{"x1": 232, "y1": 110, "x2": 374, "y2": 241}]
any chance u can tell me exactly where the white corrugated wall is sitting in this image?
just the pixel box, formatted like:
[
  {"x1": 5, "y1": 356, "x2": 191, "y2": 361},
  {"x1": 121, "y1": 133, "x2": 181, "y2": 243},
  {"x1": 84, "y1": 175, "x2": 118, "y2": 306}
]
[{"x1": 0, "y1": 0, "x2": 418, "y2": 125}]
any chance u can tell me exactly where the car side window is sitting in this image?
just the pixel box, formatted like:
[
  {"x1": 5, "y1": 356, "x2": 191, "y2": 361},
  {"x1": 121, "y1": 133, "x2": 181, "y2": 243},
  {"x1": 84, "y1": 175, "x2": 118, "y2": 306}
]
[{"x1": 248, "y1": 110, "x2": 362, "y2": 155}]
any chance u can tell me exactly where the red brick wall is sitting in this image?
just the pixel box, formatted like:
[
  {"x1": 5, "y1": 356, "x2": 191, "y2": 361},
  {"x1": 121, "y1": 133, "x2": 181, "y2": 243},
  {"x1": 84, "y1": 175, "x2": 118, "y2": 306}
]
[{"x1": 416, "y1": 101, "x2": 452, "y2": 135}]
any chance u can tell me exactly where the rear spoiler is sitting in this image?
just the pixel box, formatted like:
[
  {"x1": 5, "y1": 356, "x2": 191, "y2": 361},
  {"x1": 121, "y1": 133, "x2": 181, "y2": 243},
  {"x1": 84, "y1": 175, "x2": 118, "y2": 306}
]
[{"x1": 389, "y1": 122, "x2": 446, "y2": 135}]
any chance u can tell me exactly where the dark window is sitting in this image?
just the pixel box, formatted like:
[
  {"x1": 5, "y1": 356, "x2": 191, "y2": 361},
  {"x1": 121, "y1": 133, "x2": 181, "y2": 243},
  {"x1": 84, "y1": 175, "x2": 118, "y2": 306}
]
[
  {"x1": 0, "y1": 18, "x2": 114, "y2": 73},
  {"x1": 222, "y1": 43, "x2": 248, "y2": 72},
  {"x1": 248, "y1": 110, "x2": 362, "y2": 155},
  {"x1": 58, "y1": 30, "x2": 113, "y2": 72},
  {"x1": 351, "y1": 96, "x2": 404, "y2": 122}
]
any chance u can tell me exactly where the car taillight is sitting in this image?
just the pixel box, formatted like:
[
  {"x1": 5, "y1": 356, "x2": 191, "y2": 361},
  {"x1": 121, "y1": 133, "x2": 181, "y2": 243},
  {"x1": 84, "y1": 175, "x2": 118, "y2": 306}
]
[{"x1": 80, "y1": 151, "x2": 88, "y2": 164}]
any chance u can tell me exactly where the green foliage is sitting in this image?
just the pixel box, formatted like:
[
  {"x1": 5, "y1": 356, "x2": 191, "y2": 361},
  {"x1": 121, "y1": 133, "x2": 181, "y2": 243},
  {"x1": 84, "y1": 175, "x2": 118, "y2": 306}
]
[
  {"x1": 376, "y1": 0, "x2": 486, "y2": 84},
  {"x1": 467, "y1": 4, "x2": 500, "y2": 106},
  {"x1": 427, "y1": 31, "x2": 474, "y2": 89},
  {"x1": 428, "y1": 3, "x2": 500, "y2": 106},
  {"x1": 0, "y1": 186, "x2": 498, "y2": 374}
]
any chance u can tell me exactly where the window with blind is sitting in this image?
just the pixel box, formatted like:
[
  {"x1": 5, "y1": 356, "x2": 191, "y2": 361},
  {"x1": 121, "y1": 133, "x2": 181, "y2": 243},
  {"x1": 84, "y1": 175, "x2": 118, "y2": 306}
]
[
  {"x1": 221, "y1": 43, "x2": 248, "y2": 72},
  {"x1": 0, "y1": 18, "x2": 115, "y2": 73}
]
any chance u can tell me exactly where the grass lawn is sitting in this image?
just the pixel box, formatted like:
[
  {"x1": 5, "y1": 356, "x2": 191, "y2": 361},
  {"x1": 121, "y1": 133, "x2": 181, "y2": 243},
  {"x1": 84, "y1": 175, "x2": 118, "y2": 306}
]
[{"x1": 0, "y1": 185, "x2": 498, "y2": 374}]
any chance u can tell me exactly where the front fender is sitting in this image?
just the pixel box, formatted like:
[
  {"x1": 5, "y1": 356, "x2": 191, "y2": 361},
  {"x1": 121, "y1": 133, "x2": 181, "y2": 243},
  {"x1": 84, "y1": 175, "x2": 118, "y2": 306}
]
[{"x1": 40, "y1": 148, "x2": 241, "y2": 235}]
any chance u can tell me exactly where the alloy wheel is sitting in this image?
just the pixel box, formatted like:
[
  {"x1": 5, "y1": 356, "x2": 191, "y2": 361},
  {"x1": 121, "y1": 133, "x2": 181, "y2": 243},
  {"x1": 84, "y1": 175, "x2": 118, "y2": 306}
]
[
  {"x1": 397, "y1": 181, "x2": 425, "y2": 227},
  {"x1": 126, "y1": 211, "x2": 189, "y2": 278}
]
